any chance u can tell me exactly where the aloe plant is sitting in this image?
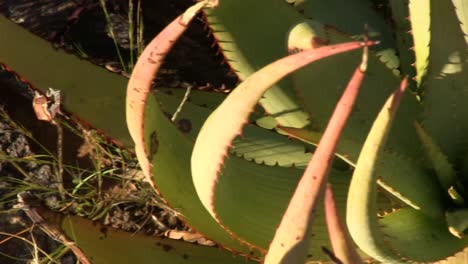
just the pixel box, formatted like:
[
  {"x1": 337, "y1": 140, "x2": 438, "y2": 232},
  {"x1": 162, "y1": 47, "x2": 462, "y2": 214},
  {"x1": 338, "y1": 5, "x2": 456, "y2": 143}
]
[{"x1": 4, "y1": 0, "x2": 468, "y2": 263}]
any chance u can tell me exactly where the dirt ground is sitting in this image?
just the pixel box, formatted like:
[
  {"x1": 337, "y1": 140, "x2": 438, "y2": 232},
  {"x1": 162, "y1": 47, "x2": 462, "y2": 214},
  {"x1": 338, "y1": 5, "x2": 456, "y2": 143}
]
[{"x1": 0, "y1": 0, "x2": 232, "y2": 263}]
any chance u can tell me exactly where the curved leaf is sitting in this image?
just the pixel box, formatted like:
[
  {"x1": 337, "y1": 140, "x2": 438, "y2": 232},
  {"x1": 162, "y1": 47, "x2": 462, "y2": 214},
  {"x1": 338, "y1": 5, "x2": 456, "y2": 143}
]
[
  {"x1": 381, "y1": 208, "x2": 468, "y2": 262},
  {"x1": 422, "y1": 0, "x2": 468, "y2": 161},
  {"x1": 408, "y1": 0, "x2": 430, "y2": 86},
  {"x1": 347, "y1": 78, "x2": 410, "y2": 263},
  {"x1": 265, "y1": 50, "x2": 369, "y2": 263},
  {"x1": 297, "y1": 0, "x2": 400, "y2": 72},
  {"x1": 324, "y1": 184, "x2": 363, "y2": 264},
  {"x1": 204, "y1": 0, "x2": 311, "y2": 128},
  {"x1": 126, "y1": 0, "x2": 218, "y2": 181},
  {"x1": 191, "y1": 40, "x2": 373, "y2": 221},
  {"x1": 144, "y1": 93, "x2": 263, "y2": 257},
  {"x1": 0, "y1": 15, "x2": 131, "y2": 146},
  {"x1": 61, "y1": 215, "x2": 259, "y2": 264}
]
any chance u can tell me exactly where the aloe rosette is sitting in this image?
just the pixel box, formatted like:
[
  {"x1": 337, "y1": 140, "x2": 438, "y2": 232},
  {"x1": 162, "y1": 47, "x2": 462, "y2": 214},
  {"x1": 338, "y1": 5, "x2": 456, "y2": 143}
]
[{"x1": 4, "y1": 0, "x2": 468, "y2": 263}]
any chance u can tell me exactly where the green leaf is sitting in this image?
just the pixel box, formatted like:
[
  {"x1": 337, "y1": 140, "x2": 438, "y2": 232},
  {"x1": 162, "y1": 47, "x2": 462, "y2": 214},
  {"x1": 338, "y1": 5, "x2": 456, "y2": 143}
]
[
  {"x1": 156, "y1": 90, "x2": 313, "y2": 168},
  {"x1": 415, "y1": 122, "x2": 457, "y2": 190},
  {"x1": 324, "y1": 184, "x2": 363, "y2": 264},
  {"x1": 389, "y1": 0, "x2": 417, "y2": 87},
  {"x1": 451, "y1": 0, "x2": 468, "y2": 45},
  {"x1": 191, "y1": 40, "x2": 373, "y2": 223},
  {"x1": 61, "y1": 215, "x2": 259, "y2": 264},
  {"x1": 446, "y1": 209, "x2": 468, "y2": 238},
  {"x1": 421, "y1": 0, "x2": 468, "y2": 161},
  {"x1": 205, "y1": 0, "x2": 311, "y2": 128},
  {"x1": 381, "y1": 208, "x2": 468, "y2": 262},
  {"x1": 297, "y1": 0, "x2": 400, "y2": 72},
  {"x1": 0, "y1": 15, "x2": 131, "y2": 146},
  {"x1": 265, "y1": 49, "x2": 369, "y2": 263},
  {"x1": 347, "y1": 79, "x2": 411, "y2": 263},
  {"x1": 438, "y1": 247, "x2": 468, "y2": 264},
  {"x1": 126, "y1": 0, "x2": 217, "y2": 180},
  {"x1": 144, "y1": 93, "x2": 262, "y2": 257},
  {"x1": 408, "y1": 0, "x2": 430, "y2": 86}
]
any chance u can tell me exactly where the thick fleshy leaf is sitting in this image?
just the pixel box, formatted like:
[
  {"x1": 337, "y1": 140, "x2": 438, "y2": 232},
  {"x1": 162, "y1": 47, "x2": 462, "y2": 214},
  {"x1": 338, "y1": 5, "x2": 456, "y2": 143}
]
[
  {"x1": 206, "y1": 1, "x2": 441, "y2": 219},
  {"x1": 452, "y1": 0, "x2": 468, "y2": 45},
  {"x1": 204, "y1": 0, "x2": 311, "y2": 128},
  {"x1": 324, "y1": 184, "x2": 363, "y2": 264},
  {"x1": 438, "y1": 247, "x2": 468, "y2": 263},
  {"x1": 388, "y1": 1, "x2": 417, "y2": 87},
  {"x1": 446, "y1": 209, "x2": 468, "y2": 238},
  {"x1": 422, "y1": 0, "x2": 468, "y2": 162},
  {"x1": 156, "y1": 90, "x2": 312, "y2": 168},
  {"x1": 61, "y1": 215, "x2": 259, "y2": 264},
  {"x1": 191, "y1": 40, "x2": 374, "y2": 222},
  {"x1": 265, "y1": 51, "x2": 369, "y2": 263},
  {"x1": 347, "y1": 78, "x2": 410, "y2": 263},
  {"x1": 408, "y1": 0, "x2": 430, "y2": 86},
  {"x1": 287, "y1": 19, "x2": 444, "y2": 218},
  {"x1": 0, "y1": 15, "x2": 131, "y2": 146},
  {"x1": 126, "y1": 0, "x2": 218, "y2": 181},
  {"x1": 144, "y1": 93, "x2": 263, "y2": 257},
  {"x1": 153, "y1": 91, "x2": 390, "y2": 261},
  {"x1": 415, "y1": 122, "x2": 457, "y2": 190},
  {"x1": 380, "y1": 208, "x2": 468, "y2": 262},
  {"x1": 296, "y1": 0, "x2": 400, "y2": 72}
]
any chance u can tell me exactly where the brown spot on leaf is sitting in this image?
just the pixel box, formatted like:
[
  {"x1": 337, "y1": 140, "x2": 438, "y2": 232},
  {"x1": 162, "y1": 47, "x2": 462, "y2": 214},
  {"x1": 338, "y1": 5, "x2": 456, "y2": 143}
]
[
  {"x1": 99, "y1": 227, "x2": 108, "y2": 238},
  {"x1": 177, "y1": 119, "x2": 192, "y2": 133},
  {"x1": 162, "y1": 243, "x2": 173, "y2": 252},
  {"x1": 149, "y1": 131, "x2": 159, "y2": 160},
  {"x1": 182, "y1": 254, "x2": 189, "y2": 259}
]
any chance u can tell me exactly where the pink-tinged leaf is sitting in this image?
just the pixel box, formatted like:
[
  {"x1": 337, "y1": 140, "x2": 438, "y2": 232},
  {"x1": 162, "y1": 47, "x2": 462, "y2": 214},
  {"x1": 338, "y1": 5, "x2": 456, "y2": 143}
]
[
  {"x1": 126, "y1": 0, "x2": 218, "y2": 183},
  {"x1": 324, "y1": 184, "x2": 363, "y2": 264},
  {"x1": 191, "y1": 40, "x2": 376, "y2": 224},
  {"x1": 264, "y1": 48, "x2": 370, "y2": 264}
]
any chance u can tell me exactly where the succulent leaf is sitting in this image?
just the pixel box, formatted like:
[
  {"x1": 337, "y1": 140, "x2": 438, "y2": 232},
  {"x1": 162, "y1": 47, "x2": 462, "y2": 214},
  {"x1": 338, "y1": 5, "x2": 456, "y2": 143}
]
[
  {"x1": 126, "y1": 0, "x2": 217, "y2": 181},
  {"x1": 156, "y1": 90, "x2": 313, "y2": 167},
  {"x1": 388, "y1": 0, "x2": 417, "y2": 87},
  {"x1": 415, "y1": 122, "x2": 457, "y2": 190},
  {"x1": 438, "y1": 247, "x2": 468, "y2": 263},
  {"x1": 0, "y1": 15, "x2": 132, "y2": 146},
  {"x1": 265, "y1": 49, "x2": 369, "y2": 263},
  {"x1": 61, "y1": 215, "x2": 259, "y2": 264},
  {"x1": 191, "y1": 40, "x2": 374, "y2": 222},
  {"x1": 422, "y1": 0, "x2": 468, "y2": 161},
  {"x1": 297, "y1": 0, "x2": 400, "y2": 72},
  {"x1": 204, "y1": 0, "x2": 311, "y2": 128},
  {"x1": 381, "y1": 208, "x2": 468, "y2": 262},
  {"x1": 347, "y1": 78, "x2": 409, "y2": 263},
  {"x1": 446, "y1": 209, "x2": 468, "y2": 238},
  {"x1": 452, "y1": 0, "x2": 468, "y2": 45},
  {"x1": 144, "y1": 93, "x2": 263, "y2": 257},
  {"x1": 408, "y1": 0, "x2": 430, "y2": 86},
  {"x1": 286, "y1": 19, "x2": 445, "y2": 218},
  {"x1": 324, "y1": 184, "x2": 363, "y2": 264}
]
